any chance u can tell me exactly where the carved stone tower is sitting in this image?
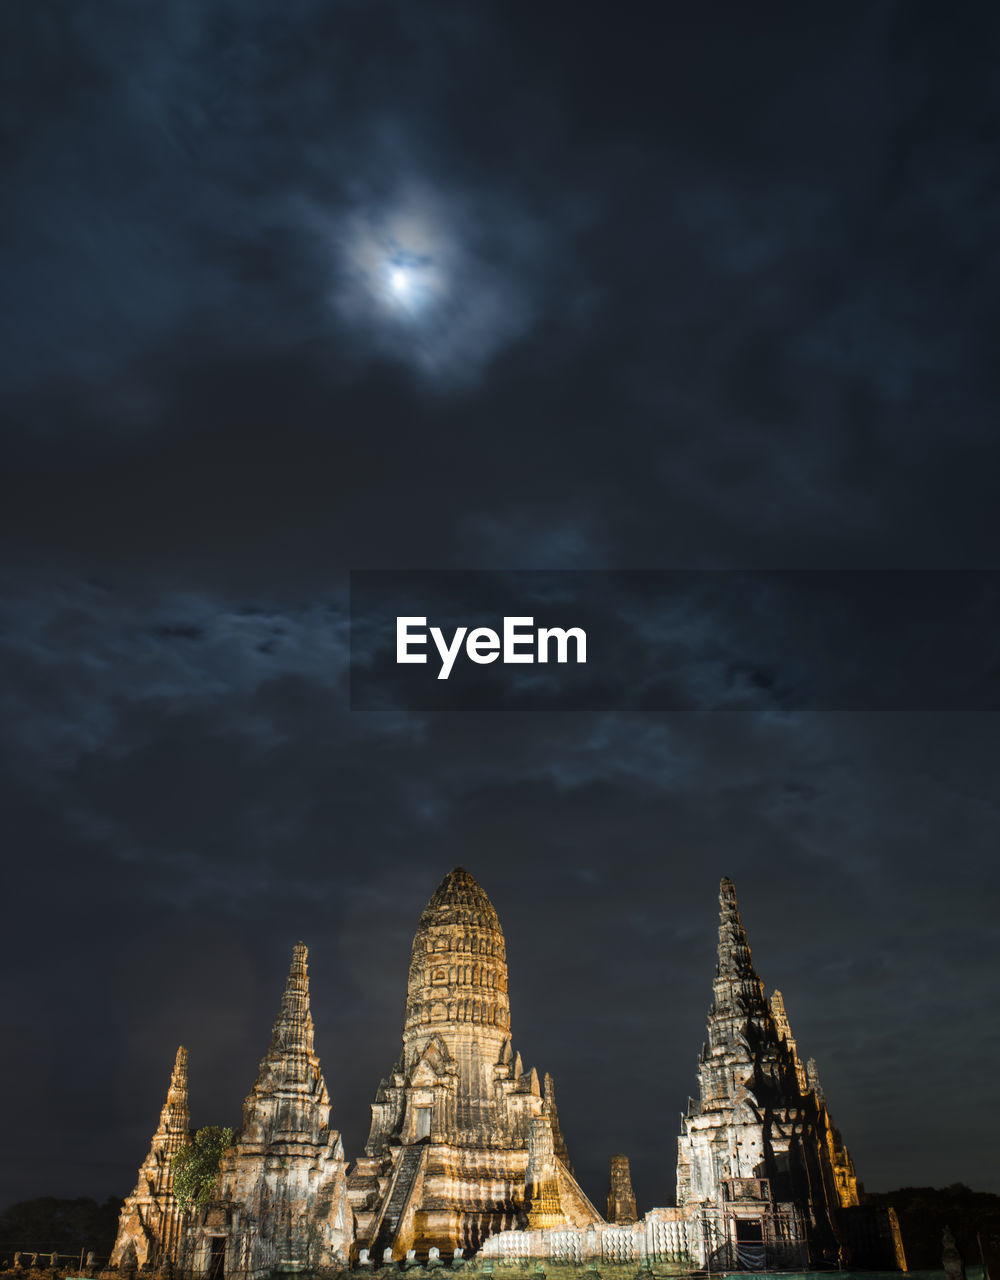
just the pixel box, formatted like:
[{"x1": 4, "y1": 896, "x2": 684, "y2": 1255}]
[
  {"x1": 185, "y1": 944, "x2": 352, "y2": 1279},
  {"x1": 347, "y1": 868, "x2": 600, "y2": 1258},
  {"x1": 110, "y1": 1046, "x2": 191, "y2": 1269},
  {"x1": 606, "y1": 1154, "x2": 637, "y2": 1224},
  {"x1": 676, "y1": 878, "x2": 865, "y2": 1269},
  {"x1": 400, "y1": 864, "x2": 512, "y2": 1143}
]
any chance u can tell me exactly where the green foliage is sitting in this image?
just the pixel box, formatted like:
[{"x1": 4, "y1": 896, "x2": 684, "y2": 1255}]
[{"x1": 171, "y1": 1127, "x2": 234, "y2": 1212}]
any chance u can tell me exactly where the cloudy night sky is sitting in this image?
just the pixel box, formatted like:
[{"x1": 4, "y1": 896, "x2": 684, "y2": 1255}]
[{"x1": 3, "y1": 0, "x2": 1000, "y2": 1218}]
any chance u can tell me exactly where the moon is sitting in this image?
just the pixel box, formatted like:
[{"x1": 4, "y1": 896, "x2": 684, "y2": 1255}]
[{"x1": 385, "y1": 256, "x2": 434, "y2": 314}]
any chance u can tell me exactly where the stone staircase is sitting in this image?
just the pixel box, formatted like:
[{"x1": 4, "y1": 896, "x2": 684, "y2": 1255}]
[{"x1": 371, "y1": 1145, "x2": 425, "y2": 1256}]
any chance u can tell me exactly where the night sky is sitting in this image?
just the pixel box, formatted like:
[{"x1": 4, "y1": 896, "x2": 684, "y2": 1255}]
[{"x1": 3, "y1": 1, "x2": 1000, "y2": 1218}]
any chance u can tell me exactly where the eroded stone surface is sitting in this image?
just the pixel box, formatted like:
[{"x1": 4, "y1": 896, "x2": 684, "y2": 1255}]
[
  {"x1": 347, "y1": 868, "x2": 599, "y2": 1258},
  {"x1": 675, "y1": 878, "x2": 876, "y2": 1269},
  {"x1": 183, "y1": 944, "x2": 351, "y2": 1279},
  {"x1": 106, "y1": 871, "x2": 904, "y2": 1276},
  {"x1": 110, "y1": 1047, "x2": 191, "y2": 1270},
  {"x1": 606, "y1": 1156, "x2": 636, "y2": 1225},
  {"x1": 484, "y1": 881, "x2": 901, "y2": 1272}
]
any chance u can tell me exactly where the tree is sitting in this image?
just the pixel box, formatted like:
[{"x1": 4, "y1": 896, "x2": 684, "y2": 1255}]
[
  {"x1": 172, "y1": 1127, "x2": 235, "y2": 1212},
  {"x1": 0, "y1": 1197, "x2": 124, "y2": 1255}
]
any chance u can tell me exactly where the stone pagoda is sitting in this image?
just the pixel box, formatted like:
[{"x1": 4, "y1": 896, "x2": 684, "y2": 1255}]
[
  {"x1": 111, "y1": 1046, "x2": 192, "y2": 1269},
  {"x1": 184, "y1": 944, "x2": 351, "y2": 1279},
  {"x1": 346, "y1": 867, "x2": 600, "y2": 1258},
  {"x1": 676, "y1": 878, "x2": 866, "y2": 1269},
  {"x1": 606, "y1": 1154, "x2": 637, "y2": 1225},
  {"x1": 106, "y1": 870, "x2": 905, "y2": 1277}
]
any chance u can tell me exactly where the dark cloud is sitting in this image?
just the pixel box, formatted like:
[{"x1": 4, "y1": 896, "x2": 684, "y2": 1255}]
[{"x1": 2, "y1": 0, "x2": 1000, "y2": 1216}]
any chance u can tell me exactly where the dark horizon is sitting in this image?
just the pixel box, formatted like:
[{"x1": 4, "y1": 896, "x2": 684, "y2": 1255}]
[{"x1": 3, "y1": 0, "x2": 999, "y2": 1216}]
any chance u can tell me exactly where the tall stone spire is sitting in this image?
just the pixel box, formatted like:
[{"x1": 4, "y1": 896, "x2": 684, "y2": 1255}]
[
  {"x1": 240, "y1": 942, "x2": 330, "y2": 1142},
  {"x1": 678, "y1": 879, "x2": 788, "y2": 1210},
  {"x1": 717, "y1": 877, "x2": 751, "y2": 969},
  {"x1": 272, "y1": 940, "x2": 313, "y2": 1043},
  {"x1": 109, "y1": 1047, "x2": 191, "y2": 1269},
  {"x1": 694, "y1": 878, "x2": 772, "y2": 1110},
  {"x1": 712, "y1": 877, "x2": 768, "y2": 1021},
  {"x1": 252, "y1": 941, "x2": 320, "y2": 1097},
  {"x1": 677, "y1": 879, "x2": 869, "y2": 1269},
  {"x1": 158, "y1": 1046, "x2": 190, "y2": 1153},
  {"x1": 204, "y1": 944, "x2": 352, "y2": 1278}
]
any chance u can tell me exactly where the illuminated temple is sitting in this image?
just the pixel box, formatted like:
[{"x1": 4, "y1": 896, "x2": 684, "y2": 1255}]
[
  {"x1": 108, "y1": 870, "x2": 905, "y2": 1276},
  {"x1": 345, "y1": 868, "x2": 599, "y2": 1255}
]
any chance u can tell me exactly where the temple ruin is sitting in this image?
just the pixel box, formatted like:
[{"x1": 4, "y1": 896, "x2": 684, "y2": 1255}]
[
  {"x1": 107, "y1": 869, "x2": 905, "y2": 1276},
  {"x1": 346, "y1": 867, "x2": 599, "y2": 1258},
  {"x1": 182, "y1": 944, "x2": 352, "y2": 1279},
  {"x1": 110, "y1": 1047, "x2": 190, "y2": 1270}
]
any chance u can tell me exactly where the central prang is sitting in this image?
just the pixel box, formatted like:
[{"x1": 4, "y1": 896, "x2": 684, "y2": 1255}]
[
  {"x1": 403, "y1": 865, "x2": 511, "y2": 1050},
  {"x1": 349, "y1": 867, "x2": 598, "y2": 1257}
]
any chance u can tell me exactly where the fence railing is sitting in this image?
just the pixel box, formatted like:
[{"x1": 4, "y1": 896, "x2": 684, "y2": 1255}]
[{"x1": 0, "y1": 1251, "x2": 109, "y2": 1272}]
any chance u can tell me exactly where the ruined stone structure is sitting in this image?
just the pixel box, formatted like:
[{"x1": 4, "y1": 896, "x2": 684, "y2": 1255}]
[
  {"x1": 109, "y1": 869, "x2": 904, "y2": 1276},
  {"x1": 483, "y1": 877, "x2": 904, "y2": 1272},
  {"x1": 605, "y1": 1155, "x2": 637, "y2": 1225},
  {"x1": 524, "y1": 1117, "x2": 566, "y2": 1230},
  {"x1": 110, "y1": 1046, "x2": 192, "y2": 1269},
  {"x1": 674, "y1": 877, "x2": 893, "y2": 1271},
  {"x1": 346, "y1": 868, "x2": 599, "y2": 1258},
  {"x1": 182, "y1": 944, "x2": 351, "y2": 1279}
]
